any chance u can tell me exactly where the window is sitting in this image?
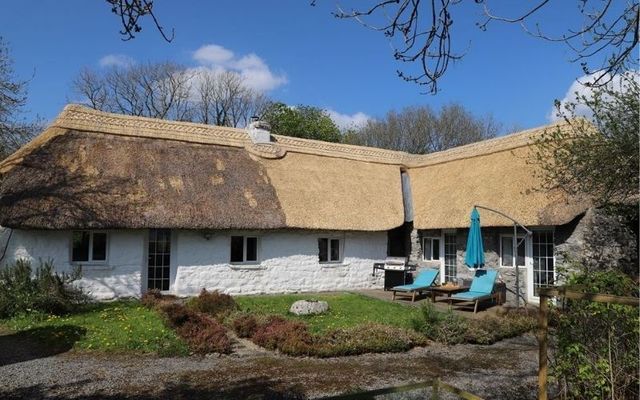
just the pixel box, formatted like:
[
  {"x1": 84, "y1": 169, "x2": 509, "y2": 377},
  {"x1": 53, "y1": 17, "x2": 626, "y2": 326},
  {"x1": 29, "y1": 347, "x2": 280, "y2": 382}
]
[
  {"x1": 500, "y1": 235, "x2": 526, "y2": 267},
  {"x1": 423, "y1": 237, "x2": 440, "y2": 261},
  {"x1": 72, "y1": 231, "x2": 108, "y2": 263},
  {"x1": 318, "y1": 238, "x2": 341, "y2": 263},
  {"x1": 533, "y1": 230, "x2": 554, "y2": 296},
  {"x1": 230, "y1": 236, "x2": 258, "y2": 263},
  {"x1": 444, "y1": 232, "x2": 457, "y2": 283},
  {"x1": 148, "y1": 229, "x2": 171, "y2": 291}
]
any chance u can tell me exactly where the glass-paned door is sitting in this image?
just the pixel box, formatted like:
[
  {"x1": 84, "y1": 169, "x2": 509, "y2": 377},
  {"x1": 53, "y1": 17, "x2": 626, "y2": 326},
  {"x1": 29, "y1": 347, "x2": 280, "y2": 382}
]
[
  {"x1": 444, "y1": 232, "x2": 457, "y2": 283},
  {"x1": 148, "y1": 229, "x2": 171, "y2": 291},
  {"x1": 532, "y1": 230, "x2": 554, "y2": 296}
]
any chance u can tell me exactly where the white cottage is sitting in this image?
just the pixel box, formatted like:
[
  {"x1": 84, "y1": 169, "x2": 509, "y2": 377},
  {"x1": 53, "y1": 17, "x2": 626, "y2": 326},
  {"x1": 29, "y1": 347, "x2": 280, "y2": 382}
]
[{"x1": 0, "y1": 105, "x2": 604, "y2": 303}]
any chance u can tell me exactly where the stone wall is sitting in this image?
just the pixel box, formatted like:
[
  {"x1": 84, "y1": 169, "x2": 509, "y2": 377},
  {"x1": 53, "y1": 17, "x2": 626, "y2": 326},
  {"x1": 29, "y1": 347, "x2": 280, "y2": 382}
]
[
  {"x1": 1, "y1": 228, "x2": 386, "y2": 299},
  {"x1": 556, "y1": 208, "x2": 638, "y2": 275}
]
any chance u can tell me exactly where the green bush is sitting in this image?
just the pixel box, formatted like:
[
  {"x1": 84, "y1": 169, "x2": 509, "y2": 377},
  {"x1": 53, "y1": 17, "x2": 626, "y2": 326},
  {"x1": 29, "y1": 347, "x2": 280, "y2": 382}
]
[
  {"x1": 411, "y1": 303, "x2": 535, "y2": 345},
  {"x1": 313, "y1": 324, "x2": 428, "y2": 357},
  {"x1": 0, "y1": 259, "x2": 88, "y2": 318},
  {"x1": 187, "y1": 289, "x2": 238, "y2": 318},
  {"x1": 552, "y1": 270, "x2": 639, "y2": 400}
]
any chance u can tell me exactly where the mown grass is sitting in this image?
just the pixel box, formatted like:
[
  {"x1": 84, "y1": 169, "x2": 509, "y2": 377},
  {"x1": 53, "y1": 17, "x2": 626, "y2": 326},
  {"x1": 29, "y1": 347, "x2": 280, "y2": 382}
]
[
  {"x1": 235, "y1": 292, "x2": 421, "y2": 334},
  {"x1": 2, "y1": 300, "x2": 188, "y2": 356}
]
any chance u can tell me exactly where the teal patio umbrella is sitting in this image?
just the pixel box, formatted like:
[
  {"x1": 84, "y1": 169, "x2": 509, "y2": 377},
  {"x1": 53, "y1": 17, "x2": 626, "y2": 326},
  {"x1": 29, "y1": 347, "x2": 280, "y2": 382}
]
[{"x1": 464, "y1": 207, "x2": 485, "y2": 268}]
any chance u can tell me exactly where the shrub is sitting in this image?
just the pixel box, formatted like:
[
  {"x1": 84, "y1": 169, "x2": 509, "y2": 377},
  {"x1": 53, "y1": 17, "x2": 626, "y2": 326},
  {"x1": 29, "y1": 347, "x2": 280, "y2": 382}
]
[
  {"x1": 313, "y1": 324, "x2": 428, "y2": 357},
  {"x1": 464, "y1": 313, "x2": 536, "y2": 345},
  {"x1": 411, "y1": 303, "x2": 535, "y2": 345},
  {"x1": 252, "y1": 315, "x2": 313, "y2": 351},
  {"x1": 552, "y1": 270, "x2": 639, "y2": 400},
  {"x1": 232, "y1": 313, "x2": 258, "y2": 338},
  {"x1": 187, "y1": 289, "x2": 237, "y2": 318},
  {"x1": 0, "y1": 259, "x2": 88, "y2": 318},
  {"x1": 158, "y1": 302, "x2": 232, "y2": 354},
  {"x1": 141, "y1": 289, "x2": 163, "y2": 309},
  {"x1": 247, "y1": 316, "x2": 427, "y2": 357},
  {"x1": 176, "y1": 316, "x2": 232, "y2": 354}
]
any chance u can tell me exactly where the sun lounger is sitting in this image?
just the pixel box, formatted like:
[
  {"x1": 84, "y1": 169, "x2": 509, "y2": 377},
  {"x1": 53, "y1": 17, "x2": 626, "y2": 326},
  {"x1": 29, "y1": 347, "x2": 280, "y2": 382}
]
[
  {"x1": 450, "y1": 269, "x2": 499, "y2": 313},
  {"x1": 391, "y1": 268, "x2": 439, "y2": 303}
]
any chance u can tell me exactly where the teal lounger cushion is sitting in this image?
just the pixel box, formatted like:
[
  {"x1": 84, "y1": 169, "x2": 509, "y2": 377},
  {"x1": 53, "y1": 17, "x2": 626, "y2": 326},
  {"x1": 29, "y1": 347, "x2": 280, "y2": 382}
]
[
  {"x1": 392, "y1": 268, "x2": 439, "y2": 291},
  {"x1": 468, "y1": 269, "x2": 498, "y2": 294},
  {"x1": 451, "y1": 291, "x2": 492, "y2": 300}
]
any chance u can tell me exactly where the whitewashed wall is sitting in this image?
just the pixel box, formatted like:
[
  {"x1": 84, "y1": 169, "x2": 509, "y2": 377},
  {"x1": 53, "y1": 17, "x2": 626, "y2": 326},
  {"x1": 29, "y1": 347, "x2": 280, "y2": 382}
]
[
  {"x1": 1, "y1": 228, "x2": 144, "y2": 300},
  {"x1": 173, "y1": 230, "x2": 386, "y2": 296},
  {"x1": 0, "y1": 228, "x2": 386, "y2": 299}
]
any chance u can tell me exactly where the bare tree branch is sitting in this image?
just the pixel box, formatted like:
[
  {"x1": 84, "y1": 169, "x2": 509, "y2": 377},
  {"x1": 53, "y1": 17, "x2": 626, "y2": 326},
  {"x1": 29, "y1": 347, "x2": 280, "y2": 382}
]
[{"x1": 106, "y1": 0, "x2": 174, "y2": 42}]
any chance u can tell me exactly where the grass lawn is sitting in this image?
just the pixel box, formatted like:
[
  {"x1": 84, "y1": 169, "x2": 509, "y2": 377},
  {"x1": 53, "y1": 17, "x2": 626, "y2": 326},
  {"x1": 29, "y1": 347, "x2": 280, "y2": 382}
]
[
  {"x1": 235, "y1": 292, "x2": 421, "y2": 333},
  {"x1": 2, "y1": 300, "x2": 188, "y2": 356}
]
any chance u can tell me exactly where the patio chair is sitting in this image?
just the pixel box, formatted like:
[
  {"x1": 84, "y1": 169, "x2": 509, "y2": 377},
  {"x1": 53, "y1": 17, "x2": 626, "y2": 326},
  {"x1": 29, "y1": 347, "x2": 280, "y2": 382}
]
[
  {"x1": 450, "y1": 269, "x2": 499, "y2": 313},
  {"x1": 391, "y1": 268, "x2": 439, "y2": 303}
]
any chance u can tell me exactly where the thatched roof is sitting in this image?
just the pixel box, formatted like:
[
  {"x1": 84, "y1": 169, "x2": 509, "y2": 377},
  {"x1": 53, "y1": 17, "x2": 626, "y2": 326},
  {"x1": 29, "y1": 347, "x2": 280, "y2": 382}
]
[
  {"x1": 0, "y1": 105, "x2": 589, "y2": 231},
  {"x1": 408, "y1": 125, "x2": 591, "y2": 229},
  {"x1": 0, "y1": 105, "x2": 405, "y2": 230}
]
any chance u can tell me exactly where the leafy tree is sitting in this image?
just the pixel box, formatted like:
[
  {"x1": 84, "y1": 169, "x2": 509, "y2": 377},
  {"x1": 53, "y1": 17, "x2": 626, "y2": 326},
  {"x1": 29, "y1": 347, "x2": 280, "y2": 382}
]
[
  {"x1": 345, "y1": 103, "x2": 500, "y2": 153},
  {"x1": 261, "y1": 102, "x2": 342, "y2": 143},
  {"x1": 532, "y1": 74, "x2": 639, "y2": 207},
  {"x1": 551, "y1": 269, "x2": 639, "y2": 400},
  {"x1": 0, "y1": 37, "x2": 40, "y2": 160}
]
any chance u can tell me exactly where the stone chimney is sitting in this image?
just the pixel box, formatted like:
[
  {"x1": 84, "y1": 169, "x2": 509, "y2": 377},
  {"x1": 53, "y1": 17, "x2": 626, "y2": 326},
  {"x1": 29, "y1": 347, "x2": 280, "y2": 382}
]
[{"x1": 247, "y1": 116, "x2": 272, "y2": 144}]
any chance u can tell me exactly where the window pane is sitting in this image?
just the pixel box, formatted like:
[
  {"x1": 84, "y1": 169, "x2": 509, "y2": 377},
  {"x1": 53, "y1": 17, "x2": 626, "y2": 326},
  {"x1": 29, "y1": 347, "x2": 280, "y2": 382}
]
[
  {"x1": 501, "y1": 237, "x2": 513, "y2": 266},
  {"x1": 92, "y1": 233, "x2": 107, "y2": 261},
  {"x1": 423, "y1": 239, "x2": 432, "y2": 260},
  {"x1": 432, "y1": 239, "x2": 440, "y2": 260},
  {"x1": 72, "y1": 231, "x2": 90, "y2": 262},
  {"x1": 246, "y1": 237, "x2": 258, "y2": 262},
  {"x1": 330, "y1": 239, "x2": 340, "y2": 261},
  {"x1": 318, "y1": 238, "x2": 328, "y2": 262},
  {"x1": 230, "y1": 236, "x2": 244, "y2": 262},
  {"x1": 517, "y1": 239, "x2": 525, "y2": 267}
]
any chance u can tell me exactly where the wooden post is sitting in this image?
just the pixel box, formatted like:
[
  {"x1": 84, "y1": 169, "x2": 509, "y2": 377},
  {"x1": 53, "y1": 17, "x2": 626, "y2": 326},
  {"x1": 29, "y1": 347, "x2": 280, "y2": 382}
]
[{"x1": 537, "y1": 293, "x2": 549, "y2": 400}]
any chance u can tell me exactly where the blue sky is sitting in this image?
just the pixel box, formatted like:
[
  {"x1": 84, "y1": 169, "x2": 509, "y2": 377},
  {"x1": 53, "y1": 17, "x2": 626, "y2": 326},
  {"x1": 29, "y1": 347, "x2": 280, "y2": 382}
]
[{"x1": 1, "y1": 0, "x2": 612, "y2": 131}]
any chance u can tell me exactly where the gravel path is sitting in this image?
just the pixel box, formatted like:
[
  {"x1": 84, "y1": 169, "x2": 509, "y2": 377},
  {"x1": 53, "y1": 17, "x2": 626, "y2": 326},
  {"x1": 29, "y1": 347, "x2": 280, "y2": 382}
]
[{"x1": 0, "y1": 330, "x2": 539, "y2": 400}]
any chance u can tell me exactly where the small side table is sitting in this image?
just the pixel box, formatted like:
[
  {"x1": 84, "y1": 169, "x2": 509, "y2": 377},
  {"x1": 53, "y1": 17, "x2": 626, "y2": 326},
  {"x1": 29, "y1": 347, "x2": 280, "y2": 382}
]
[{"x1": 428, "y1": 285, "x2": 470, "y2": 303}]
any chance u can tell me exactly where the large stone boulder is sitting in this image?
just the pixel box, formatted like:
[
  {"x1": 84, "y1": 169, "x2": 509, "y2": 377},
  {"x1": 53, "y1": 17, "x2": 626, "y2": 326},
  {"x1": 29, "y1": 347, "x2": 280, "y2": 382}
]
[{"x1": 289, "y1": 300, "x2": 329, "y2": 316}]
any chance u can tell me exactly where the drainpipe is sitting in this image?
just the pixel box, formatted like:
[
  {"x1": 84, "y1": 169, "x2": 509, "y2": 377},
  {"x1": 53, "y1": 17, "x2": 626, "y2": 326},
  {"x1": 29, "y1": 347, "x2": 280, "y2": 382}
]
[{"x1": 474, "y1": 205, "x2": 532, "y2": 309}]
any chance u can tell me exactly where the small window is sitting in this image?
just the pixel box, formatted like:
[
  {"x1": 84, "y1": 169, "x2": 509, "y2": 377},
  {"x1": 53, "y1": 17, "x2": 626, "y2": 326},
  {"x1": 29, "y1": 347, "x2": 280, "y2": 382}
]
[
  {"x1": 230, "y1": 236, "x2": 259, "y2": 263},
  {"x1": 72, "y1": 231, "x2": 108, "y2": 263},
  {"x1": 319, "y1": 238, "x2": 341, "y2": 263},
  {"x1": 500, "y1": 235, "x2": 525, "y2": 267},
  {"x1": 422, "y1": 238, "x2": 440, "y2": 261}
]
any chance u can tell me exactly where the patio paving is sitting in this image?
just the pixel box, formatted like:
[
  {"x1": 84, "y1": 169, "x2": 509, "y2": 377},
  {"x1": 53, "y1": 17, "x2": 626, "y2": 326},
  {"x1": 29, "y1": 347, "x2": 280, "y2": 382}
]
[{"x1": 355, "y1": 289, "x2": 504, "y2": 319}]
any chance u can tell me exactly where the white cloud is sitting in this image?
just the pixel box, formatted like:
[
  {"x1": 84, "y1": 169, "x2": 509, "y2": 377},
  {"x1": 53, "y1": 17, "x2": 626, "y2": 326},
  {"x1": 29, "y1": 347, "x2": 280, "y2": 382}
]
[
  {"x1": 192, "y1": 44, "x2": 287, "y2": 92},
  {"x1": 99, "y1": 54, "x2": 135, "y2": 68},
  {"x1": 550, "y1": 71, "x2": 640, "y2": 122},
  {"x1": 326, "y1": 109, "x2": 371, "y2": 131},
  {"x1": 193, "y1": 44, "x2": 234, "y2": 65}
]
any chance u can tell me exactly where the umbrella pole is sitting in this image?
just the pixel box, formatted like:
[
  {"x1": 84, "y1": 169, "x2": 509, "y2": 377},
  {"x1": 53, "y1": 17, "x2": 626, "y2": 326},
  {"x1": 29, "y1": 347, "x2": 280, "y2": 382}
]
[{"x1": 514, "y1": 223, "x2": 520, "y2": 309}]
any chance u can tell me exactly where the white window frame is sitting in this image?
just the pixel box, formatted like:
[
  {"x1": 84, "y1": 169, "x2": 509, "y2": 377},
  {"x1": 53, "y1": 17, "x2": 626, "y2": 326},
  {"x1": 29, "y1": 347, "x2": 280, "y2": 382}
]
[
  {"x1": 527, "y1": 228, "x2": 556, "y2": 303},
  {"x1": 499, "y1": 234, "x2": 527, "y2": 268},
  {"x1": 441, "y1": 230, "x2": 457, "y2": 284},
  {"x1": 318, "y1": 237, "x2": 342, "y2": 264},
  {"x1": 70, "y1": 230, "x2": 109, "y2": 264},
  {"x1": 229, "y1": 235, "x2": 260, "y2": 264},
  {"x1": 422, "y1": 237, "x2": 441, "y2": 261}
]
